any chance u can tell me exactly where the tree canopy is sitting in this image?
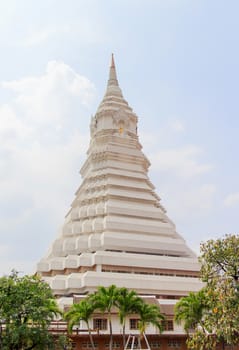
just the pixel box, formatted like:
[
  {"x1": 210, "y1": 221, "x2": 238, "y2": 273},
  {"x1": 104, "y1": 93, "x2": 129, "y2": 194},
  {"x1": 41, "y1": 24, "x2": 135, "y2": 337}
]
[
  {"x1": 65, "y1": 298, "x2": 96, "y2": 350},
  {"x1": 89, "y1": 285, "x2": 120, "y2": 350},
  {"x1": 115, "y1": 288, "x2": 143, "y2": 346},
  {"x1": 175, "y1": 234, "x2": 239, "y2": 350},
  {"x1": 0, "y1": 271, "x2": 61, "y2": 350},
  {"x1": 136, "y1": 302, "x2": 164, "y2": 336},
  {"x1": 174, "y1": 289, "x2": 208, "y2": 334},
  {"x1": 65, "y1": 285, "x2": 164, "y2": 350}
]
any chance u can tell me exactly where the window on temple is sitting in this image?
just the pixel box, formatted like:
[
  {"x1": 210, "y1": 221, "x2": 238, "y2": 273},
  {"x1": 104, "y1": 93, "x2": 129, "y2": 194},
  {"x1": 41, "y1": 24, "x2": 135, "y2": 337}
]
[
  {"x1": 167, "y1": 339, "x2": 181, "y2": 348},
  {"x1": 105, "y1": 341, "x2": 121, "y2": 348},
  {"x1": 129, "y1": 318, "x2": 140, "y2": 330},
  {"x1": 162, "y1": 320, "x2": 174, "y2": 331},
  {"x1": 150, "y1": 341, "x2": 161, "y2": 348},
  {"x1": 93, "y1": 318, "x2": 107, "y2": 330},
  {"x1": 82, "y1": 341, "x2": 98, "y2": 349}
]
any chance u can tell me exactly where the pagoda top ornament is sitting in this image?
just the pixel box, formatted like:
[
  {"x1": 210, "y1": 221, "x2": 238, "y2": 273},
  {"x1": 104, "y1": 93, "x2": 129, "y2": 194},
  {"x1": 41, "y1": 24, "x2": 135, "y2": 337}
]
[{"x1": 90, "y1": 54, "x2": 138, "y2": 141}]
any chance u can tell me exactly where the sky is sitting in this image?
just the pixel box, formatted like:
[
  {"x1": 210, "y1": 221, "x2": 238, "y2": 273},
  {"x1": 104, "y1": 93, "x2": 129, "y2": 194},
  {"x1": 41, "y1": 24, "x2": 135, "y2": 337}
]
[{"x1": 0, "y1": 0, "x2": 239, "y2": 276}]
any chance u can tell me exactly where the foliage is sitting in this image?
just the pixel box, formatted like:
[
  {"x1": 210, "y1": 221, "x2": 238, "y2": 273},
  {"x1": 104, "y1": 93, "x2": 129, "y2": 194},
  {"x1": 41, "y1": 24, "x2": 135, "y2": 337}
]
[
  {"x1": 200, "y1": 234, "x2": 239, "y2": 348},
  {"x1": 135, "y1": 302, "x2": 164, "y2": 336},
  {"x1": 174, "y1": 289, "x2": 208, "y2": 333},
  {"x1": 53, "y1": 334, "x2": 73, "y2": 350},
  {"x1": 0, "y1": 271, "x2": 61, "y2": 350},
  {"x1": 187, "y1": 329, "x2": 217, "y2": 350},
  {"x1": 64, "y1": 285, "x2": 165, "y2": 350},
  {"x1": 115, "y1": 288, "x2": 144, "y2": 346},
  {"x1": 89, "y1": 285, "x2": 119, "y2": 350},
  {"x1": 64, "y1": 299, "x2": 95, "y2": 350},
  {"x1": 175, "y1": 234, "x2": 239, "y2": 350},
  {"x1": 200, "y1": 233, "x2": 239, "y2": 283}
]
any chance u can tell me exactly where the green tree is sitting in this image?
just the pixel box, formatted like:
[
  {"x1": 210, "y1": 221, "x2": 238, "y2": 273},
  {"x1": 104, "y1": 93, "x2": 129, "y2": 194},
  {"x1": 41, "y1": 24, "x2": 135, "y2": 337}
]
[
  {"x1": 174, "y1": 289, "x2": 208, "y2": 334},
  {"x1": 200, "y1": 234, "x2": 239, "y2": 283},
  {"x1": 115, "y1": 288, "x2": 143, "y2": 347},
  {"x1": 55, "y1": 334, "x2": 73, "y2": 350},
  {"x1": 64, "y1": 299, "x2": 96, "y2": 350},
  {"x1": 174, "y1": 234, "x2": 239, "y2": 350},
  {"x1": 90, "y1": 285, "x2": 119, "y2": 350},
  {"x1": 198, "y1": 234, "x2": 239, "y2": 349},
  {"x1": 0, "y1": 271, "x2": 61, "y2": 350},
  {"x1": 136, "y1": 302, "x2": 164, "y2": 336}
]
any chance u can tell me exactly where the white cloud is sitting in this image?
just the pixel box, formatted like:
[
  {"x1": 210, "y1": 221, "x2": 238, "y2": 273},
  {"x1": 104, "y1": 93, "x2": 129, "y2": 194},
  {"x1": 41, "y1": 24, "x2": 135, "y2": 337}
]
[
  {"x1": 0, "y1": 61, "x2": 95, "y2": 275},
  {"x1": 182, "y1": 184, "x2": 216, "y2": 211},
  {"x1": 139, "y1": 127, "x2": 216, "y2": 226},
  {"x1": 0, "y1": 104, "x2": 32, "y2": 142},
  {"x1": 139, "y1": 131, "x2": 216, "y2": 225},
  {"x1": 2, "y1": 61, "x2": 95, "y2": 126},
  {"x1": 158, "y1": 181, "x2": 216, "y2": 223},
  {"x1": 0, "y1": 61, "x2": 94, "y2": 208},
  {"x1": 150, "y1": 145, "x2": 213, "y2": 178},
  {"x1": 224, "y1": 192, "x2": 239, "y2": 207}
]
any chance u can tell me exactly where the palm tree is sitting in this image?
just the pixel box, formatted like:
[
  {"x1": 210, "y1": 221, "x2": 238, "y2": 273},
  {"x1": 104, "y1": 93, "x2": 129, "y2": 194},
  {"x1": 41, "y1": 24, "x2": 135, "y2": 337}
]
[
  {"x1": 174, "y1": 289, "x2": 208, "y2": 333},
  {"x1": 45, "y1": 298, "x2": 63, "y2": 320},
  {"x1": 136, "y1": 302, "x2": 165, "y2": 336},
  {"x1": 90, "y1": 285, "x2": 119, "y2": 350},
  {"x1": 64, "y1": 298, "x2": 96, "y2": 350},
  {"x1": 115, "y1": 288, "x2": 143, "y2": 347}
]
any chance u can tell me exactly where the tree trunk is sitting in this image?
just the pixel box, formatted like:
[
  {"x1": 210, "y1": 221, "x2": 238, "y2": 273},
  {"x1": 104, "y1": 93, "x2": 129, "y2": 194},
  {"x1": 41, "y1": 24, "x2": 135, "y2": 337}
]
[
  {"x1": 122, "y1": 322, "x2": 126, "y2": 348},
  {"x1": 87, "y1": 322, "x2": 95, "y2": 350},
  {"x1": 109, "y1": 313, "x2": 113, "y2": 350}
]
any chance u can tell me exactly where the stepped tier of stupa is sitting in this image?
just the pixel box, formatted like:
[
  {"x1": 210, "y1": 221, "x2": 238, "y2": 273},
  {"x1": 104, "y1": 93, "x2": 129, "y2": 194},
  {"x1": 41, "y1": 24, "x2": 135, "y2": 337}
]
[{"x1": 37, "y1": 55, "x2": 202, "y2": 297}]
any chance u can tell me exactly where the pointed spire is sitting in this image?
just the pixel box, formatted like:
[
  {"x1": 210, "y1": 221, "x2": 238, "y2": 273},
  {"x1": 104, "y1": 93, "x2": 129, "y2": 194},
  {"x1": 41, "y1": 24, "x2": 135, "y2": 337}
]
[
  {"x1": 96, "y1": 54, "x2": 126, "y2": 113},
  {"x1": 107, "y1": 53, "x2": 119, "y2": 87},
  {"x1": 111, "y1": 53, "x2": 115, "y2": 68}
]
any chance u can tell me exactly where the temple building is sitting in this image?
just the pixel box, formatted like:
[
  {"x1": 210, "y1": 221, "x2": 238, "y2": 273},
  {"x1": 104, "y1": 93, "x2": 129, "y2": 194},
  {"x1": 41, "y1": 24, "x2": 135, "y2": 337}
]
[{"x1": 37, "y1": 55, "x2": 203, "y2": 350}]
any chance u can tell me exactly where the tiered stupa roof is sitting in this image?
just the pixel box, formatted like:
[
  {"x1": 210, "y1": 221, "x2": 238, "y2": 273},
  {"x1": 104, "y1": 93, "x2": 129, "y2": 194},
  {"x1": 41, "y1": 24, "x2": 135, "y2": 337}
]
[{"x1": 37, "y1": 55, "x2": 202, "y2": 297}]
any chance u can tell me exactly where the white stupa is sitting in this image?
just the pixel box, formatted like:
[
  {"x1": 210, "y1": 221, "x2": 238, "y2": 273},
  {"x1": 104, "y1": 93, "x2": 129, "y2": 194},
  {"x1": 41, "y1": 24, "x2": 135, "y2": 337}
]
[{"x1": 37, "y1": 55, "x2": 202, "y2": 298}]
